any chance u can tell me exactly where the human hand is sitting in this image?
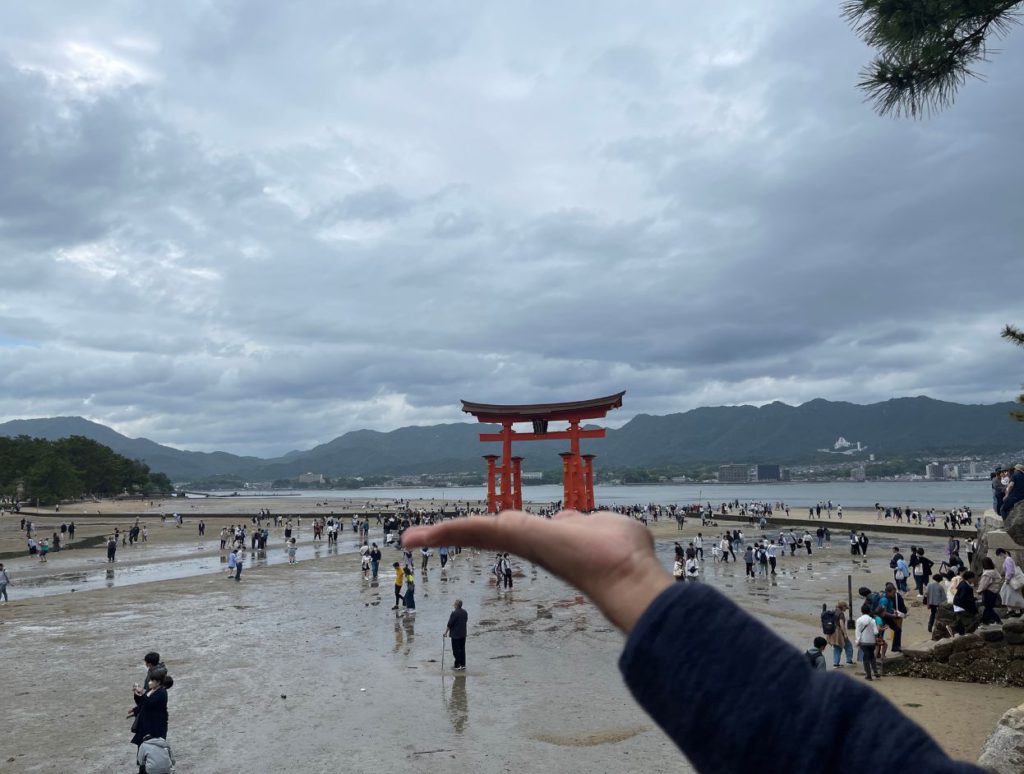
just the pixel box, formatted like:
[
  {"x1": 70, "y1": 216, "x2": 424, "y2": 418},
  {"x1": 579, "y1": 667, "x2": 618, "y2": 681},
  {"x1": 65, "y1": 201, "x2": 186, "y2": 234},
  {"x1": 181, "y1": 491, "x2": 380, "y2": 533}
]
[{"x1": 402, "y1": 511, "x2": 671, "y2": 633}]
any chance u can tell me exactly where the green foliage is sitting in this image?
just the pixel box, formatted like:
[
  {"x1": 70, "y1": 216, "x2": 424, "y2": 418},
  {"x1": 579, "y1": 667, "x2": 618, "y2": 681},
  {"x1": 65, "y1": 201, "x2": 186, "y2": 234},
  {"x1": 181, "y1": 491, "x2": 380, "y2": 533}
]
[
  {"x1": 843, "y1": 0, "x2": 1022, "y2": 116},
  {"x1": 1003, "y1": 324, "x2": 1024, "y2": 421},
  {"x1": 0, "y1": 434, "x2": 173, "y2": 505}
]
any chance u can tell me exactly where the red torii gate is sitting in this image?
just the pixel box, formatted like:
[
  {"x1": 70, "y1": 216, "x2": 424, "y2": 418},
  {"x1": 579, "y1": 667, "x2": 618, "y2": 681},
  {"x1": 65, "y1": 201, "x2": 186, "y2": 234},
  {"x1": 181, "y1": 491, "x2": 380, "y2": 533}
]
[{"x1": 461, "y1": 391, "x2": 625, "y2": 513}]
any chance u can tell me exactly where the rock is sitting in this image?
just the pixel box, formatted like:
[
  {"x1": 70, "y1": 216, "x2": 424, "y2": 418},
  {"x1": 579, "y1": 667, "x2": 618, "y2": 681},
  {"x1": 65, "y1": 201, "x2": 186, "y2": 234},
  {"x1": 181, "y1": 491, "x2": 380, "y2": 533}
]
[
  {"x1": 1007, "y1": 632, "x2": 1024, "y2": 646},
  {"x1": 1006, "y1": 501, "x2": 1024, "y2": 547},
  {"x1": 978, "y1": 702, "x2": 1024, "y2": 773},
  {"x1": 948, "y1": 651, "x2": 977, "y2": 667},
  {"x1": 1003, "y1": 620, "x2": 1024, "y2": 635},
  {"x1": 1006, "y1": 646, "x2": 1024, "y2": 659},
  {"x1": 932, "y1": 640, "x2": 956, "y2": 661},
  {"x1": 900, "y1": 640, "x2": 938, "y2": 660},
  {"x1": 950, "y1": 633, "x2": 984, "y2": 653},
  {"x1": 981, "y1": 626, "x2": 1007, "y2": 643}
]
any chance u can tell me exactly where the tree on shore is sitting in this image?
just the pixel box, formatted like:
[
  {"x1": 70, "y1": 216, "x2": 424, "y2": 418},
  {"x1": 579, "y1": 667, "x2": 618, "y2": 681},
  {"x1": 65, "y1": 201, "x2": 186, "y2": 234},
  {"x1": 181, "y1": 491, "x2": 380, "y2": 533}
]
[
  {"x1": 843, "y1": 0, "x2": 1022, "y2": 117},
  {"x1": 1003, "y1": 325, "x2": 1024, "y2": 421}
]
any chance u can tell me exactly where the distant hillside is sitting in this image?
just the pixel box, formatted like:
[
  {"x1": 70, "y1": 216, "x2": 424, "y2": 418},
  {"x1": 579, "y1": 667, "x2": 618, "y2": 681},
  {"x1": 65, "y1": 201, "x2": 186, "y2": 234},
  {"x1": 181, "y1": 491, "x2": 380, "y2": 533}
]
[{"x1": 0, "y1": 397, "x2": 1020, "y2": 481}]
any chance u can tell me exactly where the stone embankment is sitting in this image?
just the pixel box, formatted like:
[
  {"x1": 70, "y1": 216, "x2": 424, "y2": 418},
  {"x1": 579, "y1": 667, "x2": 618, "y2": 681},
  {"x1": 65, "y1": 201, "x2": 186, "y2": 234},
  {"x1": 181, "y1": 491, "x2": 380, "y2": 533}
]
[{"x1": 887, "y1": 620, "x2": 1024, "y2": 685}]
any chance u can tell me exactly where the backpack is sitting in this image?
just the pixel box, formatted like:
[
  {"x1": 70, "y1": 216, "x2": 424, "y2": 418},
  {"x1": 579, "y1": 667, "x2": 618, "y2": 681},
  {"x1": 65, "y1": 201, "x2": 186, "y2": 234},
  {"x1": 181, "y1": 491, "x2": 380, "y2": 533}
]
[
  {"x1": 889, "y1": 556, "x2": 899, "y2": 570},
  {"x1": 865, "y1": 591, "x2": 882, "y2": 611},
  {"x1": 820, "y1": 609, "x2": 837, "y2": 635}
]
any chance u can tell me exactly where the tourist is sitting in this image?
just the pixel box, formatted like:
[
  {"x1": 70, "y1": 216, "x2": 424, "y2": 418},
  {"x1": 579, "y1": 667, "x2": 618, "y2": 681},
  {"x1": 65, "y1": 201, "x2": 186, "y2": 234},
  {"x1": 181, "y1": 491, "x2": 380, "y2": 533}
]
[
  {"x1": 849, "y1": 530, "x2": 859, "y2": 556},
  {"x1": 882, "y1": 583, "x2": 907, "y2": 652},
  {"x1": 996, "y1": 548, "x2": 1024, "y2": 616},
  {"x1": 684, "y1": 556, "x2": 700, "y2": 581},
  {"x1": 952, "y1": 571, "x2": 978, "y2": 635},
  {"x1": 401, "y1": 511, "x2": 977, "y2": 771},
  {"x1": 501, "y1": 552, "x2": 513, "y2": 588},
  {"x1": 801, "y1": 530, "x2": 812, "y2": 555},
  {"x1": 1000, "y1": 463, "x2": 1024, "y2": 518},
  {"x1": 287, "y1": 537, "x2": 298, "y2": 564},
  {"x1": 392, "y1": 562, "x2": 405, "y2": 609},
  {"x1": 873, "y1": 606, "x2": 888, "y2": 668},
  {"x1": 925, "y1": 574, "x2": 946, "y2": 633},
  {"x1": 977, "y1": 558, "x2": 1003, "y2": 625},
  {"x1": 444, "y1": 599, "x2": 468, "y2": 671},
  {"x1": 370, "y1": 543, "x2": 382, "y2": 580},
  {"x1": 404, "y1": 566, "x2": 416, "y2": 613},
  {"x1": 825, "y1": 601, "x2": 854, "y2": 667},
  {"x1": 198, "y1": 520, "x2": 205, "y2": 537},
  {"x1": 438, "y1": 544, "x2": 449, "y2": 568},
  {"x1": 129, "y1": 668, "x2": 172, "y2": 751},
  {"x1": 136, "y1": 736, "x2": 175, "y2": 774},
  {"x1": 226, "y1": 549, "x2": 237, "y2": 578},
  {"x1": 234, "y1": 549, "x2": 244, "y2": 582},
  {"x1": 858, "y1": 532, "x2": 869, "y2": 557},
  {"x1": 0, "y1": 563, "x2": 9, "y2": 604},
  {"x1": 743, "y1": 545, "x2": 754, "y2": 578},
  {"x1": 805, "y1": 637, "x2": 827, "y2": 671},
  {"x1": 420, "y1": 546, "x2": 431, "y2": 571},
  {"x1": 765, "y1": 540, "x2": 777, "y2": 574},
  {"x1": 361, "y1": 544, "x2": 371, "y2": 580},
  {"x1": 107, "y1": 535, "x2": 117, "y2": 563},
  {"x1": 893, "y1": 552, "x2": 910, "y2": 594}
]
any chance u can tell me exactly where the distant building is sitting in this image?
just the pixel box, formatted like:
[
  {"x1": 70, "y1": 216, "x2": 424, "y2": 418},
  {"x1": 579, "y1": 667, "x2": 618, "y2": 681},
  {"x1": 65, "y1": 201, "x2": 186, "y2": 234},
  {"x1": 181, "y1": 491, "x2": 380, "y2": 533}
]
[
  {"x1": 718, "y1": 464, "x2": 749, "y2": 484},
  {"x1": 925, "y1": 463, "x2": 942, "y2": 480},
  {"x1": 850, "y1": 467, "x2": 866, "y2": 482},
  {"x1": 520, "y1": 471, "x2": 543, "y2": 481},
  {"x1": 297, "y1": 472, "x2": 324, "y2": 484},
  {"x1": 754, "y1": 464, "x2": 781, "y2": 482},
  {"x1": 944, "y1": 464, "x2": 961, "y2": 480}
]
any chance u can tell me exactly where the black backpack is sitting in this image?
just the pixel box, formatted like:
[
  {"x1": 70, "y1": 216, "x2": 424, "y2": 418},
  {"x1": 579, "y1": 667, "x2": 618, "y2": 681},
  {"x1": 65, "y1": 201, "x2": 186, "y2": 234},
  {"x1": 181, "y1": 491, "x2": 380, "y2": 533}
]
[{"x1": 820, "y1": 609, "x2": 837, "y2": 635}]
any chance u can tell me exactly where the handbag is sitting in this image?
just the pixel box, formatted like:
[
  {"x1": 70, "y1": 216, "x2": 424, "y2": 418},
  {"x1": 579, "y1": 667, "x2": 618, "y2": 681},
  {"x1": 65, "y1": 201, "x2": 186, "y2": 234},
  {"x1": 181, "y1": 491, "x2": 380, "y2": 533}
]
[{"x1": 1009, "y1": 570, "x2": 1024, "y2": 592}]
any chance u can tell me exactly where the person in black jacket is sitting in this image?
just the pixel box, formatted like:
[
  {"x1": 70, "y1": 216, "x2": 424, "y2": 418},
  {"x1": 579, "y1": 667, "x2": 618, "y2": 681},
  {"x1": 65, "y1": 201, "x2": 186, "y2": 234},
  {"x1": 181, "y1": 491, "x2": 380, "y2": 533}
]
[
  {"x1": 444, "y1": 599, "x2": 468, "y2": 671},
  {"x1": 953, "y1": 571, "x2": 979, "y2": 636},
  {"x1": 130, "y1": 669, "x2": 172, "y2": 749},
  {"x1": 402, "y1": 511, "x2": 984, "y2": 773}
]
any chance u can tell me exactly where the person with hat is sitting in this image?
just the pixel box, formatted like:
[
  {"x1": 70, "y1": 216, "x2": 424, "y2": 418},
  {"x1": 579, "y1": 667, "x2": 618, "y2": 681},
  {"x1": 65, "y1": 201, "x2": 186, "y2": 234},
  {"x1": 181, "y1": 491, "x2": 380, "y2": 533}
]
[{"x1": 1000, "y1": 464, "x2": 1024, "y2": 518}]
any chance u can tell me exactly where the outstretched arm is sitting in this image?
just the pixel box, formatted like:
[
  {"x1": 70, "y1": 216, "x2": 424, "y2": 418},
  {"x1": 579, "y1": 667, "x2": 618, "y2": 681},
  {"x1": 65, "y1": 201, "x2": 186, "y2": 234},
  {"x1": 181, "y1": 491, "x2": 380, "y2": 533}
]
[
  {"x1": 402, "y1": 511, "x2": 980, "y2": 773},
  {"x1": 403, "y1": 511, "x2": 671, "y2": 633}
]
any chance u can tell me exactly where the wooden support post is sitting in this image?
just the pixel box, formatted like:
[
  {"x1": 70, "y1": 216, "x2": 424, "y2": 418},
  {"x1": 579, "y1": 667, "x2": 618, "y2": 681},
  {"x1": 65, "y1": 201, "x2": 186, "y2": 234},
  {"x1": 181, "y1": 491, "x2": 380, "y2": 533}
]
[
  {"x1": 582, "y1": 454, "x2": 596, "y2": 511},
  {"x1": 559, "y1": 452, "x2": 574, "y2": 510},
  {"x1": 483, "y1": 455, "x2": 499, "y2": 514},
  {"x1": 511, "y1": 456, "x2": 523, "y2": 510}
]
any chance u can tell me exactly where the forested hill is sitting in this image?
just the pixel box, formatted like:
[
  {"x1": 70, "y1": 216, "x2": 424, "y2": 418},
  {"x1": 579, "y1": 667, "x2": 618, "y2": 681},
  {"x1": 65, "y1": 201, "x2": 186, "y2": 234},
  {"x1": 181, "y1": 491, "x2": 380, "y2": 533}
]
[
  {"x1": 0, "y1": 434, "x2": 173, "y2": 505},
  {"x1": 0, "y1": 396, "x2": 1020, "y2": 481}
]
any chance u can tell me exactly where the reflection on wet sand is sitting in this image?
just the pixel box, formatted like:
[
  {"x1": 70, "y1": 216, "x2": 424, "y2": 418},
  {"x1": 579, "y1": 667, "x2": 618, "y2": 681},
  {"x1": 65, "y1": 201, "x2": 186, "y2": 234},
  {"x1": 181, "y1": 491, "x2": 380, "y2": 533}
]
[{"x1": 446, "y1": 675, "x2": 468, "y2": 734}]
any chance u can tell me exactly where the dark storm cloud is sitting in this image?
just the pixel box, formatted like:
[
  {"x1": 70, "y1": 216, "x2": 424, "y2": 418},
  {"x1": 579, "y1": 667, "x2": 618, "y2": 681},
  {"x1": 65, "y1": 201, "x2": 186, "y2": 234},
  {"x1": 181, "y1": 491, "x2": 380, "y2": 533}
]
[{"x1": 0, "y1": 1, "x2": 1020, "y2": 456}]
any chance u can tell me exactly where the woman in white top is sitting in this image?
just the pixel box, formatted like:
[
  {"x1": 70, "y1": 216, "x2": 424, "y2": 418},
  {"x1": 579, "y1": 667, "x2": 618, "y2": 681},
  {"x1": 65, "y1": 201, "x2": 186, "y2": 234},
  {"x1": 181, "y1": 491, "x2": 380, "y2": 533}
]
[{"x1": 997, "y1": 548, "x2": 1024, "y2": 614}]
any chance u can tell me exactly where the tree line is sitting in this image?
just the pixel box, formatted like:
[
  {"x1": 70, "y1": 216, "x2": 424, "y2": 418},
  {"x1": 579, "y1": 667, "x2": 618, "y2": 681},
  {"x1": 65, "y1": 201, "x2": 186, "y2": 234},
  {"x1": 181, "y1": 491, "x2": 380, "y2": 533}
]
[{"x1": 0, "y1": 435, "x2": 173, "y2": 505}]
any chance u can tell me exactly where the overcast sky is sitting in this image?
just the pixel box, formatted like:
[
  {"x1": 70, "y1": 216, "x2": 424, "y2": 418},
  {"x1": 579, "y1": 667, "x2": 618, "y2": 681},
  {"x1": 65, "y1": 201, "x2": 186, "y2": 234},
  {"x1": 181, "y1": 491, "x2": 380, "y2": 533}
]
[{"x1": 1, "y1": 2, "x2": 1021, "y2": 456}]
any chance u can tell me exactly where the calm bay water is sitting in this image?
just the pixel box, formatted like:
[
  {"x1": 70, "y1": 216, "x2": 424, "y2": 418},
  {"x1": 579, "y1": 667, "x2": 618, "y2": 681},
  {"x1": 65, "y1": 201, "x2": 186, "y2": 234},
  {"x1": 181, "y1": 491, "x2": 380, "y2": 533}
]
[{"x1": 212, "y1": 480, "x2": 991, "y2": 510}]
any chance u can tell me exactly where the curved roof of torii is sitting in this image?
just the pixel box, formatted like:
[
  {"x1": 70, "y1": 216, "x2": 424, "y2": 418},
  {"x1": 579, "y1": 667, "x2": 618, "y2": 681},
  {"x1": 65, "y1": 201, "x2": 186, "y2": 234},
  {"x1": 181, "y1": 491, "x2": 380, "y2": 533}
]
[{"x1": 460, "y1": 391, "x2": 625, "y2": 422}]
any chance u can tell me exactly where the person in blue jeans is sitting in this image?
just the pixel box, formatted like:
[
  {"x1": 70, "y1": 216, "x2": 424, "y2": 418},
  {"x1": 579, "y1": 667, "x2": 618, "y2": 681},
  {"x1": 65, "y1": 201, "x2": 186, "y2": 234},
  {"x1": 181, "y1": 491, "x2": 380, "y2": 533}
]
[
  {"x1": 827, "y1": 601, "x2": 855, "y2": 667},
  {"x1": 402, "y1": 511, "x2": 983, "y2": 773}
]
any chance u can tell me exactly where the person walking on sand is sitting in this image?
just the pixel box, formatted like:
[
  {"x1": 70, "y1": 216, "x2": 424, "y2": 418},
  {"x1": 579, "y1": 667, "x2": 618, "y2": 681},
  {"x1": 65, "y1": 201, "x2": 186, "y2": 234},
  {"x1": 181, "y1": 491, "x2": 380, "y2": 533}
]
[
  {"x1": 226, "y1": 548, "x2": 237, "y2": 578},
  {"x1": 855, "y1": 603, "x2": 881, "y2": 681},
  {"x1": 0, "y1": 563, "x2": 10, "y2": 604},
  {"x1": 392, "y1": 562, "x2": 405, "y2": 609},
  {"x1": 978, "y1": 557, "x2": 1003, "y2": 625},
  {"x1": 403, "y1": 566, "x2": 416, "y2": 613},
  {"x1": 287, "y1": 537, "x2": 298, "y2": 564},
  {"x1": 501, "y1": 552, "x2": 513, "y2": 589},
  {"x1": 925, "y1": 574, "x2": 946, "y2": 632},
  {"x1": 997, "y1": 548, "x2": 1024, "y2": 616},
  {"x1": 107, "y1": 535, "x2": 118, "y2": 563},
  {"x1": 444, "y1": 599, "x2": 468, "y2": 671},
  {"x1": 825, "y1": 601, "x2": 854, "y2": 667},
  {"x1": 370, "y1": 543, "x2": 382, "y2": 580},
  {"x1": 234, "y1": 548, "x2": 244, "y2": 582}
]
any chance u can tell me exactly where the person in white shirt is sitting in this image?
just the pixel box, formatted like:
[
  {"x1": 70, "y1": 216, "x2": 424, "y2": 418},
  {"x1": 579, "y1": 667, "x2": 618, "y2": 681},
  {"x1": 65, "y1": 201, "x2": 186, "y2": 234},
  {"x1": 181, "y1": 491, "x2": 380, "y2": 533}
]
[
  {"x1": 765, "y1": 542, "x2": 778, "y2": 574},
  {"x1": 855, "y1": 604, "x2": 881, "y2": 681},
  {"x1": 684, "y1": 557, "x2": 700, "y2": 581},
  {"x1": 694, "y1": 534, "x2": 704, "y2": 561}
]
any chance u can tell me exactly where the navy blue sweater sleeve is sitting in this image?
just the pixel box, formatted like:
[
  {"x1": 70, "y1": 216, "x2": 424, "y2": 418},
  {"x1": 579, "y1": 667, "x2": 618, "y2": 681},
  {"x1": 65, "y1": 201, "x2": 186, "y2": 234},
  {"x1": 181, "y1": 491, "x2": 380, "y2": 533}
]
[{"x1": 618, "y1": 583, "x2": 983, "y2": 773}]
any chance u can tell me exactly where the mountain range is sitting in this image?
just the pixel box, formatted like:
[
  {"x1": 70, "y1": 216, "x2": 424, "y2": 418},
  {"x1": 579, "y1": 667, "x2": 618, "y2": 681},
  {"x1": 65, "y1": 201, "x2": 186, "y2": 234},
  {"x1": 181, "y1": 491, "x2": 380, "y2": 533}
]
[{"x1": 0, "y1": 397, "x2": 1020, "y2": 482}]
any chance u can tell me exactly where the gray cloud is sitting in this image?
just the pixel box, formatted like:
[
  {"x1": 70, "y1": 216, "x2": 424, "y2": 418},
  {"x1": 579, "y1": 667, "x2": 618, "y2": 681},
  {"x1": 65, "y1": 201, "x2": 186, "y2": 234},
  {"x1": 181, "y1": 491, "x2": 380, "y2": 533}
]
[{"x1": 0, "y1": 1, "x2": 1020, "y2": 457}]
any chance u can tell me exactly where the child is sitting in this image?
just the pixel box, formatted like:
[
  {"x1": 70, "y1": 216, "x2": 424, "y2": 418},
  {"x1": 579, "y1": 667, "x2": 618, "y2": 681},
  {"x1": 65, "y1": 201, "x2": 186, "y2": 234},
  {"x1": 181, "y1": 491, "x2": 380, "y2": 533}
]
[
  {"x1": 136, "y1": 735, "x2": 175, "y2": 774},
  {"x1": 711, "y1": 544, "x2": 721, "y2": 563},
  {"x1": 287, "y1": 538, "x2": 298, "y2": 564},
  {"x1": 873, "y1": 607, "x2": 888, "y2": 671}
]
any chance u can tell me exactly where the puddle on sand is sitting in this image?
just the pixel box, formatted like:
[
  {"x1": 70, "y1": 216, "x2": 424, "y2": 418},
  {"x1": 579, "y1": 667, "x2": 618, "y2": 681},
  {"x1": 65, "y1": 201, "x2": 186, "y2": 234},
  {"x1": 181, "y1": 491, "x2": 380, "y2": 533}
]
[{"x1": 533, "y1": 726, "x2": 649, "y2": 746}]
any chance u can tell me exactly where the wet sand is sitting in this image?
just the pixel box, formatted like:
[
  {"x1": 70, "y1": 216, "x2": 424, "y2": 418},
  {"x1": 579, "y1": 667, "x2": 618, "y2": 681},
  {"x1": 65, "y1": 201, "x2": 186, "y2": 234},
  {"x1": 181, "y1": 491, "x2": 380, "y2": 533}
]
[{"x1": 0, "y1": 506, "x2": 1019, "y2": 773}]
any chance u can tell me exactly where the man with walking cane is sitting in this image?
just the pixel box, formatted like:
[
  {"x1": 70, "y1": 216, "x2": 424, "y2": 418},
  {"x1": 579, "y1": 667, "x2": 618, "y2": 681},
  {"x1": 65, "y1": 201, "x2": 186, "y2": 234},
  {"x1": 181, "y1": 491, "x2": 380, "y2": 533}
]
[{"x1": 444, "y1": 599, "x2": 468, "y2": 671}]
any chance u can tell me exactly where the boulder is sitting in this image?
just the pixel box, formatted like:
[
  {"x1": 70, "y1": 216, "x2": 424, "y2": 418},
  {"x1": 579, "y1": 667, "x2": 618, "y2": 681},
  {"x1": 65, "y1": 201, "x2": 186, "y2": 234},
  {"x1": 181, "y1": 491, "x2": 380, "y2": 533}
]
[
  {"x1": 1003, "y1": 619, "x2": 1024, "y2": 635},
  {"x1": 950, "y1": 633, "x2": 984, "y2": 653},
  {"x1": 900, "y1": 640, "x2": 939, "y2": 660},
  {"x1": 978, "y1": 702, "x2": 1024, "y2": 774},
  {"x1": 1006, "y1": 501, "x2": 1024, "y2": 547},
  {"x1": 980, "y1": 626, "x2": 1007, "y2": 643},
  {"x1": 1007, "y1": 631, "x2": 1024, "y2": 646},
  {"x1": 932, "y1": 640, "x2": 956, "y2": 661}
]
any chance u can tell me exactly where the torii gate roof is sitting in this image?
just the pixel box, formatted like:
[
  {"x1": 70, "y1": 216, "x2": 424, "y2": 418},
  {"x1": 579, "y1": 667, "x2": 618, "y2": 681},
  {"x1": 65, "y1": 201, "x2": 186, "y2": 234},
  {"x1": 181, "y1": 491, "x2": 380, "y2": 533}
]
[{"x1": 461, "y1": 391, "x2": 625, "y2": 423}]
